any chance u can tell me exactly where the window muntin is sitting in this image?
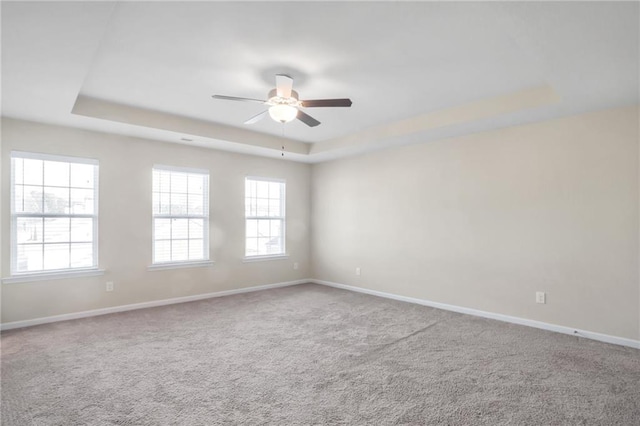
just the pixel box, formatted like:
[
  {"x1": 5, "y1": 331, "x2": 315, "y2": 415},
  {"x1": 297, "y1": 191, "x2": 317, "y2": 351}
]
[
  {"x1": 152, "y1": 166, "x2": 209, "y2": 264},
  {"x1": 245, "y1": 177, "x2": 285, "y2": 257},
  {"x1": 11, "y1": 152, "x2": 98, "y2": 275}
]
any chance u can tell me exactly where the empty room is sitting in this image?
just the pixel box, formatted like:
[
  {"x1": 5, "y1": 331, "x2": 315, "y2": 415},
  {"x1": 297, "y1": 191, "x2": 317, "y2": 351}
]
[{"x1": 1, "y1": 1, "x2": 639, "y2": 425}]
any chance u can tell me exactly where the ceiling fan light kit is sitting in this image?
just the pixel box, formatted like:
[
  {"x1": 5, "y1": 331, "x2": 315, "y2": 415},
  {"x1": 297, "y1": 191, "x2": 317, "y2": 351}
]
[
  {"x1": 212, "y1": 74, "x2": 352, "y2": 127},
  {"x1": 267, "y1": 88, "x2": 300, "y2": 123},
  {"x1": 269, "y1": 104, "x2": 298, "y2": 123}
]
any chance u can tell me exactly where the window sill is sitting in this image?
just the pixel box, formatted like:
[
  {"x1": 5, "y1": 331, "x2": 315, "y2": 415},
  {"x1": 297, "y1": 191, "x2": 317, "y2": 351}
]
[
  {"x1": 147, "y1": 260, "x2": 214, "y2": 271},
  {"x1": 2, "y1": 268, "x2": 105, "y2": 284},
  {"x1": 242, "y1": 254, "x2": 289, "y2": 263}
]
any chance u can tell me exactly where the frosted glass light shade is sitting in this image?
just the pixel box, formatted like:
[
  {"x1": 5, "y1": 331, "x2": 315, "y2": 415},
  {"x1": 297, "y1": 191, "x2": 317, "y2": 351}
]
[{"x1": 269, "y1": 105, "x2": 298, "y2": 123}]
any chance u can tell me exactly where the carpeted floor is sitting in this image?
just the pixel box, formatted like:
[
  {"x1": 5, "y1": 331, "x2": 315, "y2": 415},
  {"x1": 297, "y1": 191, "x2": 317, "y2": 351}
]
[{"x1": 2, "y1": 283, "x2": 639, "y2": 425}]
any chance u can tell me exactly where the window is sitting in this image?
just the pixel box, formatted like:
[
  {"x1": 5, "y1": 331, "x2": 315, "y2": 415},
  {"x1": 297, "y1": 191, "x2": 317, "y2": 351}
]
[
  {"x1": 245, "y1": 177, "x2": 285, "y2": 258},
  {"x1": 152, "y1": 166, "x2": 209, "y2": 265},
  {"x1": 10, "y1": 151, "x2": 98, "y2": 275}
]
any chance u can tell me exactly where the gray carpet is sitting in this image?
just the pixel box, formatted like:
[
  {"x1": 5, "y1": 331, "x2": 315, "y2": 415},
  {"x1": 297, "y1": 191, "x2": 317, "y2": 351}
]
[{"x1": 2, "y1": 283, "x2": 639, "y2": 425}]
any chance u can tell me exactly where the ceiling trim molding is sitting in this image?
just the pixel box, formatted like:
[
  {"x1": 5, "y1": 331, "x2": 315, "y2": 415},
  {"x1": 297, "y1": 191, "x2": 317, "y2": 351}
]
[
  {"x1": 310, "y1": 85, "x2": 561, "y2": 156},
  {"x1": 71, "y1": 95, "x2": 311, "y2": 156}
]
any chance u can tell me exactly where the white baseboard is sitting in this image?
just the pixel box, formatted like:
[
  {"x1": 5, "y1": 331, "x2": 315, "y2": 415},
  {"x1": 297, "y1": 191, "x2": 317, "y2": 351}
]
[
  {"x1": 0, "y1": 279, "x2": 308, "y2": 331},
  {"x1": 4, "y1": 278, "x2": 639, "y2": 350},
  {"x1": 311, "y1": 279, "x2": 640, "y2": 350}
]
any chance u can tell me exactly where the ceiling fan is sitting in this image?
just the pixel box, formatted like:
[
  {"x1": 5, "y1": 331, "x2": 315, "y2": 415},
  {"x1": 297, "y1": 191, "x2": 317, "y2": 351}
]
[{"x1": 212, "y1": 74, "x2": 352, "y2": 127}]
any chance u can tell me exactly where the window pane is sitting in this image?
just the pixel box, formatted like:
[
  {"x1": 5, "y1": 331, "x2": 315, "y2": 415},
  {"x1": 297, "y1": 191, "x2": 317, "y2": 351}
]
[
  {"x1": 154, "y1": 240, "x2": 170, "y2": 263},
  {"x1": 258, "y1": 220, "x2": 270, "y2": 237},
  {"x1": 11, "y1": 154, "x2": 98, "y2": 275},
  {"x1": 256, "y1": 181, "x2": 269, "y2": 198},
  {"x1": 257, "y1": 198, "x2": 269, "y2": 216},
  {"x1": 245, "y1": 199, "x2": 256, "y2": 217},
  {"x1": 257, "y1": 237, "x2": 270, "y2": 255},
  {"x1": 269, "y1": 199, "x2": 281, "y2": 217},
  {"x1": 70, "y1": 218, "x2": 93, "y2": 242},
  {"x1": 188, "y1": 240, "x2": 204, "y2": 260},
  {"x1": 154, "y1": 218, "x2": 171, "y2": 240},
  {"x1": 44, "y1": 244, "x2": 70, "y2": 270},
  {"x1": 23, "y1": 159, "x2": 43, "y2": 185},
  {"x1": 158, "y1": 171, "x2": 171, "y2": 192},
  {"x1": 17, "y1": 244, "x2": 43, "y2": 272},
  {"x1": 245, "y1": 178, "x2": 285, "y2": 257},
  {"x1": 152, "y1": 191, "x2": 160, "y2": 215},
  {"x1": 159, "y1": 192, "x2": 170, "y2": 214},
  {"x1": 172, "y1": 240, "x2": 188, "y2": 261},
  {"x1": 269, "y1": 220, "x2": 284, "y2": 255},
  {"x1": 44, "y1": 161, "x2": 69, "y2": 187},
  {"x1": 70, "y1": 188, "x2": 94, "y2": 214},
  {"x1": 189, "y1": 219, "x2": 203, "y2": 239},
  {"x1": 187, "y1": 194, "x2": 204, "y2": 215},
  {"x1": 44, "y1": 186, "x2": 69, "y2": 214},
  {"x1": 246, "y1": 179, "x2": 255, "y2": 198},
  {"x1": 13, "y1": 158, "x2": 24, "y2": 184},
  {"x1": 22, "y1": 185, "x2": 43, "y2": 213},
  {"x1": 44, "y1": 218, "x2": 70, "y2": 243},
  {"x1": 70, "y1": 163, "x2": 94, "y2": 188},
  {"x1": 152, "y1": 170, "x2": 160, "y2": 192},
  {"x1": 270, "y1": 220, "x2": 282, "y2": 237},
  {"x1": 269, "y1": 182, "x2": 281, "y2": 198},
  {"x1": 170, "y1": 193, "x2": 187, "y2": 215},
  {"x1": 246, "y1": 238, "x2": 258, "y2": 256},
  {"x1": 246, "y1": 219, "x2": 258, "y2": 238},
  {"x1": 188, "y1": 175, "x2": 204, "y2": 195},
  {"x1": 170, "y1": 173, "x2": 187, "y2": 193},
  {"x1": 70, "y1": 243, "x2": 93, "y2": 268},
  {"x1": 17, "y1": 218, "x2": 43, "y2": 244},
  {"x1": 152, "y1": 168, "x2": 209, "y2": 265},
  {"x1": 13, "y1": 185, "x2": 25, "y2": 213},
  {"x1": 267, "y1": 237, "x2": 282, "y2": 254},
  {"x1": 172, "y1": 219, "x2": 188, "y2": 239}
]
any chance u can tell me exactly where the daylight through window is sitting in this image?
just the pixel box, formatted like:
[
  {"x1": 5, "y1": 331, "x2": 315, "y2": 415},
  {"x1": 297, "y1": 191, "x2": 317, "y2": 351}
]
[
  {"x1": 152, "y1": 166, "x2": 209, "y2": 264},
  {"x1": 245, "y1": 177, "x2": 285, "y2": 257},
  {"x1": 10, "y1": 151, "x2": 99, "y2": 274}
]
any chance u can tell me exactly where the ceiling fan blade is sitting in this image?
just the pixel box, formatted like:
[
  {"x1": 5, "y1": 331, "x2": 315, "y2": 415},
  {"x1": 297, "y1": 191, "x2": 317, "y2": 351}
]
[
  {"x1": 244, "y1": 110, "x2": 268, "y2": 124},
  {"x1": 275, "y1": 74, "x2": 293, "y2": 98},
  {"x1": 296, "y1": 110, "x2": 321, "y2": 127},
  {"x1": 300, "y1": 98, "x2": 352, "y2": 108},
  {"x1": 212, "y1": 95, "x2": 266, "y2": 104}
]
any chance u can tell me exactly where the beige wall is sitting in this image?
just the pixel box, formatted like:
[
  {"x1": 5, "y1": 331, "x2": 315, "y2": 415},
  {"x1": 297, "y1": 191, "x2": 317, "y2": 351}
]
[
  {"x1": 312, "y1": 106, "x2": 639, "y2": 341},
  {"x1": 3, "y1": 106, "x2": 639, "y2": 342},
  {"x1": 1, "y1": 118, "x2": 311, "y2": 323}
]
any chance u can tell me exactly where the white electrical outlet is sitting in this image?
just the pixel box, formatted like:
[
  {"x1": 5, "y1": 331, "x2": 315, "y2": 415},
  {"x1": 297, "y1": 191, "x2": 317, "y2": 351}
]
[
  {"x1": 293, "y1": 262, "x2": 299, "y2": 270},
  {"x1": 536, "y1": 291, "x2": 546, "y2": 304},
  {"x1": 106, "y1": 281, "x2": 114, "y2": 292},
  {"x1": 355, "y1": 267, "x2": 361, "y2": 276}
]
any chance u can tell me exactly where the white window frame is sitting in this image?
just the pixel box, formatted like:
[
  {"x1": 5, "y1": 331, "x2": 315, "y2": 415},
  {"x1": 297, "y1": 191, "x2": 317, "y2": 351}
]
[
  {"x1": 8, "y1": 151, "x2": 100, "y2": 280},
  {"x1": 244, "y1": 176, "x2": 287, "y2": 261},
  {"x1": 149, "y1": 165, "x2": 212, "y2": 269}
]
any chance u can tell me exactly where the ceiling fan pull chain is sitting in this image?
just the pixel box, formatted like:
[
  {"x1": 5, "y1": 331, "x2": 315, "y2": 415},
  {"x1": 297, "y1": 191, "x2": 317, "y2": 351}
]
[{"x1": 281, "y1": 123, "x2": 285, "y2": 157}]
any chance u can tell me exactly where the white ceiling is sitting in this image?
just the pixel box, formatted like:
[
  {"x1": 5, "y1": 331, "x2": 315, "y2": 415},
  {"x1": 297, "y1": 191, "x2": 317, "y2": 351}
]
[{"x1": 2, "y1": 1, "x2": 638, "y2": 163}]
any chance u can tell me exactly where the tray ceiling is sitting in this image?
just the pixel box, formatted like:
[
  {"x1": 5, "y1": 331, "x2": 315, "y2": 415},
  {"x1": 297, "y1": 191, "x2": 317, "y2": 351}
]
[{"x1": 2, "y1": 2, "x2": 638, "y2": 162}]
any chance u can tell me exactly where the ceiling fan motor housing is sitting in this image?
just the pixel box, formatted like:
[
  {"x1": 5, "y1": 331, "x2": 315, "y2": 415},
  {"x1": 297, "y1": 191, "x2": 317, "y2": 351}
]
[{"x1": 268, "y1": 89, "x2": 299, "y2": 106}]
